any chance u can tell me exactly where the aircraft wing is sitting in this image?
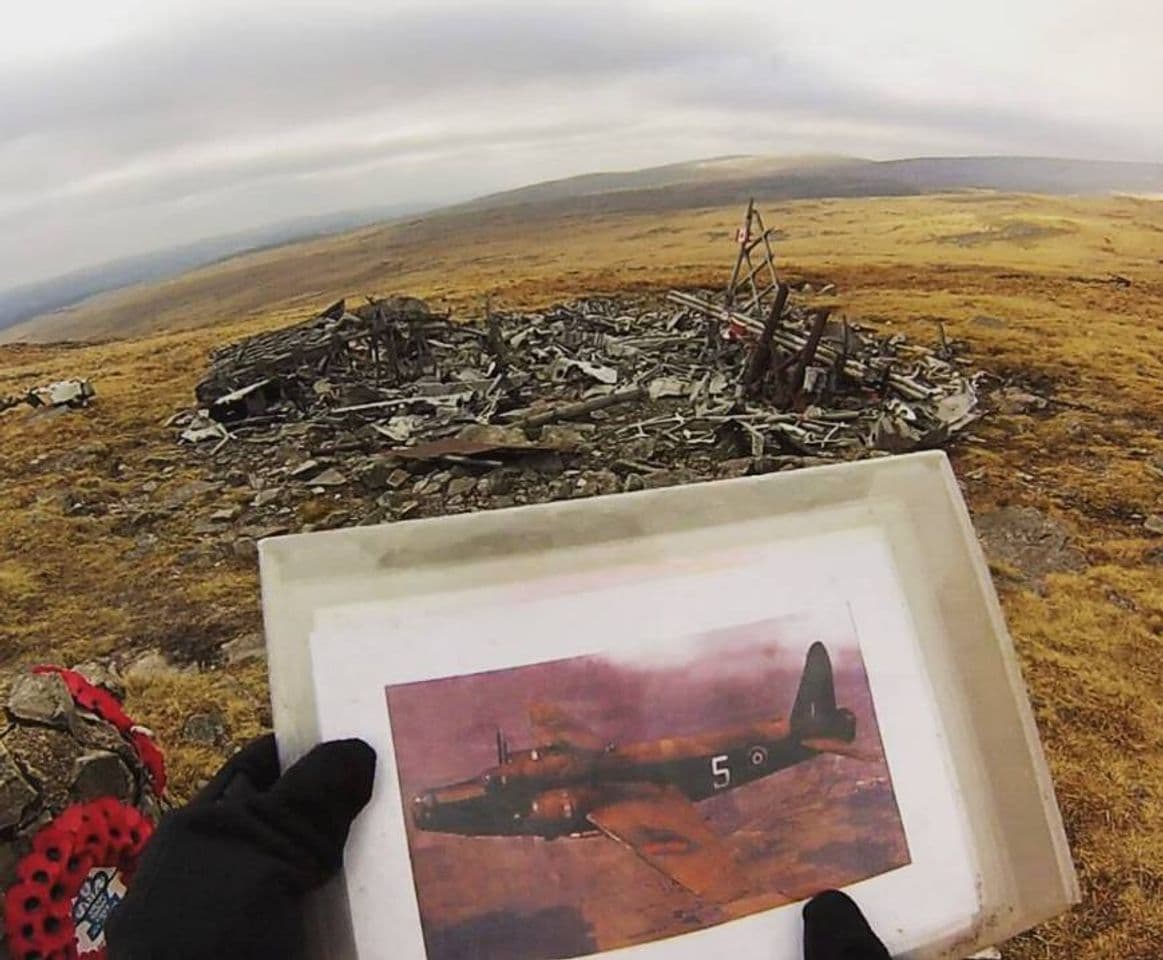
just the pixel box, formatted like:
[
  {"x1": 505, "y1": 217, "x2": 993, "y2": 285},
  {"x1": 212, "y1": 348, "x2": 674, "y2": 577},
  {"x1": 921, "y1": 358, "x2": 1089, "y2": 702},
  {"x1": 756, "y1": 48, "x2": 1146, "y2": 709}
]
[
  {"x1": 800, "y1": 737, "x2": 881, "y2": 762},
  {"x1": 528, "y1": 702, "x2": 606, "y2": 752},
  {"x1": 586, "y1": 783, "x2": 752, "y2": 903}
]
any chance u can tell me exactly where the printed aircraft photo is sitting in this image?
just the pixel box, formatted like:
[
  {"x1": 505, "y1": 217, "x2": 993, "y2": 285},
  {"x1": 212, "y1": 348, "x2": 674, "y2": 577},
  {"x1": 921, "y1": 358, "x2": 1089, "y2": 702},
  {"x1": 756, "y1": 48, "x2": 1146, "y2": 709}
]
[
  {"x1": 410, "y1": 642, "x2": 871, "y2": 904},
  {"x1": 387, "y1": 620, "x2": 909, "y2": 959}
]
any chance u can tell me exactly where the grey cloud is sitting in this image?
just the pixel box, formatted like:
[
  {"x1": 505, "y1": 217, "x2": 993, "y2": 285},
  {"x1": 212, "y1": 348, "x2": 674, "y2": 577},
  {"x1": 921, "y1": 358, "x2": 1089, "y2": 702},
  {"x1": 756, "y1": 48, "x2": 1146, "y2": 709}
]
[
  {"x1": 0, "y1": 4, "x2": 702, "y2": 149},
  {"x1": 0, "y1": 2, "x2": 1156, "y2": 290}
]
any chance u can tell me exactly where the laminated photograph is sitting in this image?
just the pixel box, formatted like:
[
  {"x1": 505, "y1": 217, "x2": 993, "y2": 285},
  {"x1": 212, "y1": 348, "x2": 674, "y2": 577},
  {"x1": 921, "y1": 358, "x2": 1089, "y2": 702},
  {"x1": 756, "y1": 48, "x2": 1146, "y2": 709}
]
[{"x1": 261, "y1": 453, "x2": 1078, "y2": 960}]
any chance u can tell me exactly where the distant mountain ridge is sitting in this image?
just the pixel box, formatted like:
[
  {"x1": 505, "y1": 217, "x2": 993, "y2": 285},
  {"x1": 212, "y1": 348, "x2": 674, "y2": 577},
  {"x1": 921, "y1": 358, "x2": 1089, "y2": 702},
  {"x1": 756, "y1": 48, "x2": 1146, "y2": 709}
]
[
  {"x1": 0, "y1": 202, "x2": 424, "y2": 334},
  {"x1": 3, "y1": 155, "x2": 1160, "y2": 335},
  {"x1": 454, "y1": 155, "x2": 1163, "y2": 219}
]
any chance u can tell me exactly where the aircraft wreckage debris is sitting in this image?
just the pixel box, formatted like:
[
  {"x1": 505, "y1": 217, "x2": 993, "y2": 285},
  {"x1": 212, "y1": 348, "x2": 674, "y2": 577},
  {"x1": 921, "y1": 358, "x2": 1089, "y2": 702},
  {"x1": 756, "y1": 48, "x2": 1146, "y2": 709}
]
[
  {"x1": 2, "y1": 378, "x2": 96, "y2": 415},
  {"x1": 171, "y1": 204, "x2": 986, "y2": 530}
]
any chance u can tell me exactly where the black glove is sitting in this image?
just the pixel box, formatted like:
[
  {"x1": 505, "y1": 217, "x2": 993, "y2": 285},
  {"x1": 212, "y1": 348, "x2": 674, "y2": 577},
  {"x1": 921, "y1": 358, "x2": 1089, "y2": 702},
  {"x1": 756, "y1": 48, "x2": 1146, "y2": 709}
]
[
  {"x1": 803, "y1": 890, "x2": 891, "y2": 959},
  {"x1": 107, "y1": 734, "x2": 376, "y2": 960}
]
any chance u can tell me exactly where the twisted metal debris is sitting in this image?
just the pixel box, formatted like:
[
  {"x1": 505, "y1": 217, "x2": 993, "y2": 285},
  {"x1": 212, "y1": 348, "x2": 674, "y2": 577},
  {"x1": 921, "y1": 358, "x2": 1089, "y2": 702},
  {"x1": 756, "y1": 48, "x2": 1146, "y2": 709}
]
[{"x1": 173, "y1": 204, "x2": 982, "y2": 527}]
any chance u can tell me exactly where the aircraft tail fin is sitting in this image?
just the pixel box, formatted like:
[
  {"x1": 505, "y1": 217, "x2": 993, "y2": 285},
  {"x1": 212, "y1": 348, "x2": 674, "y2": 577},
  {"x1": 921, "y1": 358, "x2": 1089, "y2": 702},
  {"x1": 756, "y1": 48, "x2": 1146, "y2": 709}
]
[{"x1": 790, "y1": 642, "x2": 855, "y2": 743}]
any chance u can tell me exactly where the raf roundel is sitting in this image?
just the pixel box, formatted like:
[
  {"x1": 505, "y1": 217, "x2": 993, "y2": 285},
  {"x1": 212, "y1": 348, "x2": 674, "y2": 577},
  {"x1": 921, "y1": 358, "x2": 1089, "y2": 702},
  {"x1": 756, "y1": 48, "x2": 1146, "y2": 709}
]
[{"x1": 748, "y1": 746, "x2": 768, "y2": 768}]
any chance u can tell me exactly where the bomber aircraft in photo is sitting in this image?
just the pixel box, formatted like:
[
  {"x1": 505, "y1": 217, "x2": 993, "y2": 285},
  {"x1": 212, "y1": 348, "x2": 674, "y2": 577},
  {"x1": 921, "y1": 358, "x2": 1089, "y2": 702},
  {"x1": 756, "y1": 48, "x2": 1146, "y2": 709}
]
[{"x1": 410, "y1": 642, "x2": 875, "y2": 902}]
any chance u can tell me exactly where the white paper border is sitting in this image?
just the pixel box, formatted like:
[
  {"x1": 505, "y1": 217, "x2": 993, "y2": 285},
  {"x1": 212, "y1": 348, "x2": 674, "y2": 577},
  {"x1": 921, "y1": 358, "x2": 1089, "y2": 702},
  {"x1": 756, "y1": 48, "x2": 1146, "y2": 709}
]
[{"x1": 309, "y1": 525, "x2": 980, "y2": 960}]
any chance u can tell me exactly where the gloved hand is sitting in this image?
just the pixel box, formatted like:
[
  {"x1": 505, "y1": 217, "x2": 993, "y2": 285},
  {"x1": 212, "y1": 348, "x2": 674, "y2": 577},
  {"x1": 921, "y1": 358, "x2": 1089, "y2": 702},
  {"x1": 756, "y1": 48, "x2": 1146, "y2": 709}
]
[
  {"x1": 107, "y1": 734, "x2": 376, "y2": 960},
  {"x1": 803, "y1": 889, "x2": 891, "y2": 959}
]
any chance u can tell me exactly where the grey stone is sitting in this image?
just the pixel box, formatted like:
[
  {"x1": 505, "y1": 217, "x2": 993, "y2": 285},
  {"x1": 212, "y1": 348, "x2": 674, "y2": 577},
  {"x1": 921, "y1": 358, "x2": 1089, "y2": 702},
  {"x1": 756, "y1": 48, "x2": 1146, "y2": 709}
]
[
  {"x1": 289, "y1": 459, "x2": 323, "y2": 479},
  {"x1": 210, "y1": 504, "x2": 241, "y2": 522},
  {"x1": 623, "y1": 473, "x2": 645, "y2": 493},
  {"x1": 643, "y1": 470, "x2": 676, "y2": 490},
  {"x1": 252, "y1": 488, "x2": 281, "y2": 508},
  {"x1": 71, "y1": 661, "x2": 126, "y2": 701},
  {"x1": 355, "y1": 459, "x2": 392, "y2": 491},
  {"x1": 232, "y1": 537, "x2": 258, "y2": 560},
  {"x1": 447, "y1": 477, "x2": 477, "y2": 498},
  {"x1": 0, "y1": 742, "x2": 37, "y2": 831},
  {"x1": 7, "y1": 673, "x2": 76, "y2": 729},
  {"x1": 976, "y1": 506, "x2": 1087, "y2": 589},
  {"x1": 578, "y1": 470, "x2": 620, "y2": 496},
  {"x1": 622, "y1": 437, "x2": 656, "y2": 461},
  {"x1": 164, "y1": 480, "x2": 224, "y2": 508},
  {"x1": 540, "y1": 425, "x2": 587, "y2": 450},
  {"x1": 483, "y1": 470, "x2": 517, "y2": 497},
  {"x1": 221, "y1": 632, "x2": 266, "y2": 665},
  {"x1": 311, "y1": 468, "x2": 347, "y2": 487},
  {"x1": 124, "y1": 650, "x2": 187, "y2": 682},
  {"x1": 182, "y1": 711, "x2": 227, "y2": 746},
  {"x1": 70, "y1": 751, "x2": 134, "y2": 802},
  {"x1": 717, "y1": 458, "x2": 753, "y2": 479},
  {"x1": 387, "y1": 468, "x2": 411, "y2": 490},
  {"x1": 527, "y1": 452, "x2": 565, "y2": 476},
  {"x1": 971, "y1": 314, "x2": 1006, "y2": 328},
  {"x1": 994, "y1": 388, "x2": 1047, "y2": 415},
  {"x1": 320, "y1": 510, "x2": 353, "y2": 530},
  {"x1": 1145, "y1": 515, "x2": 1163, "y2": 535},
  {"x1": 237, "y1": 524, "x2": 290, "y2": 539}
]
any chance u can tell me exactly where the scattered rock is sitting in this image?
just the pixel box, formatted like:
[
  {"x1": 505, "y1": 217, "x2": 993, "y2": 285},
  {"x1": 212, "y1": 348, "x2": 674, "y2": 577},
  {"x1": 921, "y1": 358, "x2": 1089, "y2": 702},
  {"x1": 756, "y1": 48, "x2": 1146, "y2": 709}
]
[
  {"x1": 447, "y1": 477, "x2": 477, "y2": 499},
  {"x1": 210, "y1": 504, "x2": 241, "y2": 522},
  {"x1": 623, "y1": 473, "x2": 645, "y2": 493},
  {"x1": 252, "y1": 488, "x2": 282, "y2": 508},
  {"x1": 71, "y1": 660, "x2": 126, "y2": 701},
  {"x1": 164, "y1": 479, "x2": 224, "y2": 508},
  {"x1": 578, "y1": 470, "x2": 620, "y2": 496},
  {"x1": 976, "y1": 506, "x2": 1087, "y2": 590},
  {"x1": 123, "y1": 650, "x2": 188, "y2": 682},
  {"x1": 0, "y1": 741, "x2": 37, "y2": 830},
  {"x1": 6, "y1": 673, "x2": 76, "y2": 729},
  {"x1": 320, "y1": 510, "x2": 353, "y2": 529},
  {"x1": 994, "y1": 388, "x2": 1047, "y2": 415},
  {"x1": 971, "y1": 315, "x2": 1006, "y2": 329},
  {"x1": 232, "y1": 537, "x2": 258, "y2": 560},
  {"x1": 355, "y1": 458, "x2": 393, "y2": 491},
  {"x1": 237, "y1": 524, "x2": 290, "y2": 540},
  {"x1": 70, "y1": 750, "x2": 134, "y2": 802},
  {"x1": 289, "y1": 459, "x2": 324, "y2": 479},
  {"x1": 539, "y1": 424, "x2": 588, "y2": 450},
  {"x1": 221, "y1": 632, "x2": 266, "y2": 665},
  {"x1": 310, "y1": 468, "x2": 348, "y2": 487},
  {"x1": 643, "y1": 470, "x2": 675, "y2": 490},
  {"x1": 717, "y1": 458, "x2": 753, "y2": 479},
  {"x1": 182, "y1": 710, "x2": 227, "y2": 746},
  {"x1": 1145, "y1": 515, "x2": 1163, "y2": 535}
]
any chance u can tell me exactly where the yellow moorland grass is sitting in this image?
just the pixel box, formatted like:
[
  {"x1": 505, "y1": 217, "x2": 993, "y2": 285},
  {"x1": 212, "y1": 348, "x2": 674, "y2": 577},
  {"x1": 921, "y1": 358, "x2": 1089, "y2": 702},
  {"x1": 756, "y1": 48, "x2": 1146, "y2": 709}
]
[{"x1": 1, "y1": 191, "x2": 1161, "y2": 957}]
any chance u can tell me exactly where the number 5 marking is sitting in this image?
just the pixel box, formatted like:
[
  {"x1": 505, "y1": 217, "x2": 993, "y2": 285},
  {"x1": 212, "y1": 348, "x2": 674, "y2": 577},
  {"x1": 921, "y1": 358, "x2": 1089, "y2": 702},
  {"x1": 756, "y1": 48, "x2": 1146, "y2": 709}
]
[{"x1": 711, "y1": 754, "x2": 730, "y2": 790}]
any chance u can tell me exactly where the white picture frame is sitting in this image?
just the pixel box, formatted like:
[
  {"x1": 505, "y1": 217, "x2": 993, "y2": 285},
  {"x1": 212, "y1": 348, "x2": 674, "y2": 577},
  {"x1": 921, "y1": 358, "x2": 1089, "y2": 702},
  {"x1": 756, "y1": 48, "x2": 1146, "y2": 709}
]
[{"x1": 260, "y1": 451, "x2": 1078, "y2": 959}]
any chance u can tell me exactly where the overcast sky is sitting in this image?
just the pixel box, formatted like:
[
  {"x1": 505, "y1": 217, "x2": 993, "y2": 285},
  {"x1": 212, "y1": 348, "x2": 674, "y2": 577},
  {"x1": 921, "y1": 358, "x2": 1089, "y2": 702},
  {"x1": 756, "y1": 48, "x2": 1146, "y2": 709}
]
[{"x1": 1, "y1": 0, "x2": 1159, "y2": 290}]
